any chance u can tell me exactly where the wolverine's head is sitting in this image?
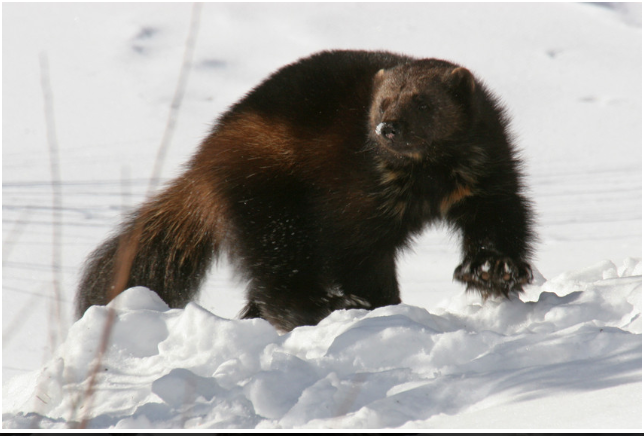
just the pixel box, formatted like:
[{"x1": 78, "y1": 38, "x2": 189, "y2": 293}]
[{"x1": 369, "y1": 59, "x2": 477, "y2": 161}]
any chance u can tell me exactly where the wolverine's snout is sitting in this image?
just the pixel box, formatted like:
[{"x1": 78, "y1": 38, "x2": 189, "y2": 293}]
[{"x1": 376, "y1": 121, "x2": 401, "y2": 140}]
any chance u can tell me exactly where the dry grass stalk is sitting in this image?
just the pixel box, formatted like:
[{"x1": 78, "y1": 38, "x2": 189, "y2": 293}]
[{"x1": 73, "y1": 3, "x2": 203, "y2": 428}]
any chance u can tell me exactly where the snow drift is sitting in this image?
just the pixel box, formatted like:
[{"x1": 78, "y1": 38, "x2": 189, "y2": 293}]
[{"x1": 3, "y1": 258, "x2": 641, "y2": 429}]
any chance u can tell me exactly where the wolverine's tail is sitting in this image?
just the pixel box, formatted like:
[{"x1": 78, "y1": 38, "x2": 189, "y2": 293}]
[{"x1": 75, "y1": 173, "x2": 225, "y2": 317}]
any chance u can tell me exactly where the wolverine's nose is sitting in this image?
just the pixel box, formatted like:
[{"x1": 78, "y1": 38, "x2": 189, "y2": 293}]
[{"x1": 376, "y1": 121, "x2": 400, "y2": 140}]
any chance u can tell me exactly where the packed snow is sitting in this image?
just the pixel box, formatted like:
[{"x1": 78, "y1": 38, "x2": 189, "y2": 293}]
[{"x1": 2, "y1": 1, "x2": 642, "y2": 430}]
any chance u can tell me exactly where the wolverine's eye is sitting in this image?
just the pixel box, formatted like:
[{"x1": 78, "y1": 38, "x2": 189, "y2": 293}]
[{"x1": 379, "y1": 99, "x2": 389, "y2": 114}]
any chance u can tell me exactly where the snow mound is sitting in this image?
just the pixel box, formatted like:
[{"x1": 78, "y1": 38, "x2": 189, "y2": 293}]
[{"x1": 2, "y1": 259, "x2": 641, "y2": 429}]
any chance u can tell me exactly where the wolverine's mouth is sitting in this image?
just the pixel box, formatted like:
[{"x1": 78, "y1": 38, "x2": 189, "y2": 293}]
[{"x1": 380, "y1": 142, "x2": 425, "y2": 161}]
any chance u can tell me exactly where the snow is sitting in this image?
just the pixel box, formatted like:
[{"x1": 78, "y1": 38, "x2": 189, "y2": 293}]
[
  {"x1": 2, "y1": 259, "x2": 642, "y2": 429},
  {"x1": 2, "y1": 1, "x2": 641, "y2": 430}
]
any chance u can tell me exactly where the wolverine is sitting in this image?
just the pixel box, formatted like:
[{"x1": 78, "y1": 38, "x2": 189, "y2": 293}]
[{"x1": 76, "y1": 50, "x2": 535, "y2": 331}]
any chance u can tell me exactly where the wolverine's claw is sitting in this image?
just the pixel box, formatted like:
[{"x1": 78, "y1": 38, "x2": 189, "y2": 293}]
[{"x1": 454, "y1": 252, "x2": 533, "y2": 299}]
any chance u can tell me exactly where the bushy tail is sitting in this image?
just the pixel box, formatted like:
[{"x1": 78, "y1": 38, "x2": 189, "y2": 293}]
[{"x1": 75, "y1": 174, "x2": 224, "y2": 317}]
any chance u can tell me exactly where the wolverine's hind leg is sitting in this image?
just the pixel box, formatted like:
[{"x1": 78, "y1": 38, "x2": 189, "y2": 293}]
[
  {"x1": 238, "y1": 250, "x2": 400, "y2": 331},
  {"x1": 228, "y1": 177, "x2": 343, "y2": 330},
  {"x1": 232, "y1": 216, "x2": 346, "y2": 330},
  {"x1": 241, "y1": 275, "x2": 338, "y2": 331}
]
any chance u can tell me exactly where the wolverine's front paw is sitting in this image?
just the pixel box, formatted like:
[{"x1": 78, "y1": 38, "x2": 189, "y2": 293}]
[{"x1": 454, "y1": 252, "x2": 533, "y2": 299}]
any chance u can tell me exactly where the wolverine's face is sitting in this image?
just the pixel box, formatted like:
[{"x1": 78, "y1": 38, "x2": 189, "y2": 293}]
[{"x1": 369, "y1": 61, "x2": 476, "y2": 161}]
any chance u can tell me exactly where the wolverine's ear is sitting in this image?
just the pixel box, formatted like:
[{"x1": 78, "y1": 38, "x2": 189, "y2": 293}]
[
  {"x1": 374, "y1": 69, "x2": 386, "y2": 86},
  {"x1": 447, "y1": 67, "x2": 476, "y2": 97}
]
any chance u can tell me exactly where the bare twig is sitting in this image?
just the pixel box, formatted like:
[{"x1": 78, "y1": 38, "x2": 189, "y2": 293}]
[
  {"x1": 39, "y1": 52, "x2": 66, "y2": 349},
  {"x1": 74, "y1": 3, "x2": 204, "y2": 428},
  {"x1": 68, "y1": 168, "x2": 138, "y2": 428},
  {"x1": 27, "y1": 50, "x2": 66, "y2": 431},
  {"x1": 76, "y1": 307, "x2": 117, "y2": 429},
  {"x1": 147, "y1": 1, "x2": 203, "y2": 195},
  {"x1": 335, "y1": 372, "x2": 367, "y2": 417},
  {"x1": 121, "y1": 165, "x2": 132, "y2": 211}
]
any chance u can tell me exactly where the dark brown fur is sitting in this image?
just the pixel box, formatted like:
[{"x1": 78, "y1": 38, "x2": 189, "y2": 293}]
[{"x1": 76, "y1": 50, "x2": 535, "y2": 331}]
